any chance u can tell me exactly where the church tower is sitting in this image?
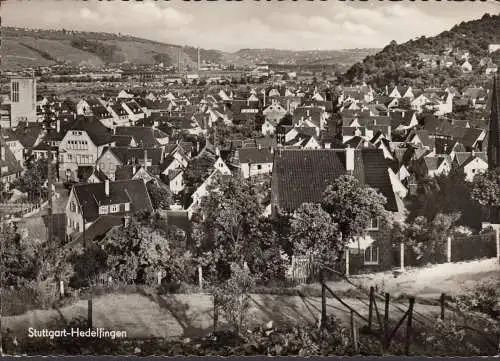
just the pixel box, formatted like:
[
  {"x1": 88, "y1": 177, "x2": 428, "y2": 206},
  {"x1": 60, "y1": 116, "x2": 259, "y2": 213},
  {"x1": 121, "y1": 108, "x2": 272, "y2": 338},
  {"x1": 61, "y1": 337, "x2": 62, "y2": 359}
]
[{"x1": 487, "y1": 75, "x2": 500, "y2": 170}]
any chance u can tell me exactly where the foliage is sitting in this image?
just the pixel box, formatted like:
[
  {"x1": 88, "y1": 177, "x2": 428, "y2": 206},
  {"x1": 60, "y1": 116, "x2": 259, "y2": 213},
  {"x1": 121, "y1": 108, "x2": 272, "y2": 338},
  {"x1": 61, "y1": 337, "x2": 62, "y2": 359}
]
[
  {"x1": 290, "y1": 203, "x2": 340, "y2": 267},
  {"x1": 102, "y1": 217, "x2": 193, "y2": 285},
  {"x1": 321, "y1": 175, "x2": 388, "y2": 243},
  {"x1": 455, "y1": 280, "x2": 500, "y2": 319},
  {"x1": 70, "y1": 37, "x2": 124, "y2": 63},
  {"x1": 11, "y1": 157, "x2": 49, "y2": 203},
  {"x1": 342, "y1": 14, "x2": 500, "y2": 87},
  {"x1": 470, "y1": 169, "x2": 500, "y2": 207},
  {"x1": 409, "y1": 173, "x2": 484, "y2": 231},
  {"x1": 405, "y1": 212, "x2": 461, "y2": 264},
  {"x1": 192, "y1": 176, "x2": 271, "y2": 283},
  {"x1": 146, "y1": 181, "x2": 172, "y2": 210},
  {"x1": 214, "y1": 264, "x2": 257, "y2": 334},
  {"x1": 184, "y1": 152, "x2": 217, "y2": 188}
]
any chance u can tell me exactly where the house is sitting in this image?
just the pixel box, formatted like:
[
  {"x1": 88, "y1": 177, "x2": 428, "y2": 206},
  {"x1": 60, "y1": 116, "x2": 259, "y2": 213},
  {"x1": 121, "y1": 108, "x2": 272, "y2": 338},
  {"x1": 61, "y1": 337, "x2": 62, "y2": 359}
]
[
  {"x1": 390, "y1": 110, "x2": 418, "y2": 133},
  {"x1": 261, "y1": 119, "x2": 278, "y2": 136},
  {"x1": 454, "y1": 152, "x2": 488, "y2": 182},
  {"x1": 418, "y1": 156, "x2": 452, "y2": 178},
  {"x1": 271, "y1": 148, "x2": 405, "y2": 272},
  {"x1": 58, "y1": 116, "x2": 115, "y2": 182},
  {"x1": 165, "y1": 169, "x2": 184, "y2": 194},
  {"x1": 97, "y1": 147, "x2": 163, "y2": 181},
  {"x1": 388, "y1": 86, "x2": 414, "y2": 100},
  {"x1": 236, "y1": 146, "x2": 274, "y2": 179},
  {"x1": 0, "y1": 132, "x2": 23, "y2": 186},
  {"x1": 263, "y1": 100, "x2": 287, "y2": 123},
  {"x1": 121, "y1": 100, "x2": 145, "y2": 124},
  {"x1": 114, "y1": 126, "x2": 169, "y2": 148},
  {"x1": 106, "y1": 103, "x2": 130, "y2": 127},
  {"x1": 461, "y1": 60, "x2": 473, "y2": 73},
  {"x1": 292, "y1": 107, "x2": 327, "y2": 135},
  {"x1": 65, "y1": 179, "x2": 153, "y2": 238}
]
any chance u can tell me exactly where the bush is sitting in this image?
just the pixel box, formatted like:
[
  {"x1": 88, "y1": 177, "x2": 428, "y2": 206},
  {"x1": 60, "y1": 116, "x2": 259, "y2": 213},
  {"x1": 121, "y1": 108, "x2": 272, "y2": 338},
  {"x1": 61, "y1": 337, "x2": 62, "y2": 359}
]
[{"x1": 455, "y1": 280, "x2": 500, "y2": 318}]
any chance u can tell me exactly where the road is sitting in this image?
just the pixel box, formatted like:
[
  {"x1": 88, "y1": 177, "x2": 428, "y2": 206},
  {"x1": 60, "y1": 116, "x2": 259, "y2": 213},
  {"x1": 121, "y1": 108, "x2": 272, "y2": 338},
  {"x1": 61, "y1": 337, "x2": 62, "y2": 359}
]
[{"x1": 3, "y1": 291, "x2": 444, "y2": 341}]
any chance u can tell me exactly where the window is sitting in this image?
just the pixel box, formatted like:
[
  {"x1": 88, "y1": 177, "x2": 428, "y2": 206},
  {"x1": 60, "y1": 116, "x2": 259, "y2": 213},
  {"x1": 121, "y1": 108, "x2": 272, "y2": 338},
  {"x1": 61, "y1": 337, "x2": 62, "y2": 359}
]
[
  {"x1": 70, "y1": 202, "x2": 76, "y2": 212},
  {"x1": 364, "y1": 246, "x2": 379, "y2": 265},
  {"x1": 124, "y1": 203, "x2": 130, "y2": 211},
  {"x1": 367, "y1": 217, "x2": 379, "y2": 231},
  {"x1": 257, "y1": 164, "x2": 262, "y2": 170},
  {"x1": 99, "y1": 205, "x2": 109, "y2": 215},
  {"x1": 110, "y1": 204, "x2": 119, "y2": 213},
  {"x1": 11, "y1": 82, "x2": 19, "y2": 102},
  {"x1": 67, "y1": 154, "x2": 72, "y2": 161}
]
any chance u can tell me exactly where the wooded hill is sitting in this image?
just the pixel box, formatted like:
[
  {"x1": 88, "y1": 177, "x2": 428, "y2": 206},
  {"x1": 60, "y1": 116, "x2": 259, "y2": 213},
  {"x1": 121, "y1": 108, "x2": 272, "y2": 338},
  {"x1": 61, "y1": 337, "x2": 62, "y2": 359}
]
[{"x1": 342, "y1": 13, "x2": 500, "y2": 88}]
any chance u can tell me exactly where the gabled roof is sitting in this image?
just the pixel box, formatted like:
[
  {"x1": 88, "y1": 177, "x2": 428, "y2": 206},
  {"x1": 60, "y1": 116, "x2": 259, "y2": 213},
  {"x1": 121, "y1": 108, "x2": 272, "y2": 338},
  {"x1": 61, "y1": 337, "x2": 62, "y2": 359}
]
[
  {"x1": 72, "y1": 179, "x2": 153, "y2": 223},
  {"x1": 4, "y1": 123, "x2": 44, "y2": 149},
  {"x1": 272, "y1": 149, "x2": 347, "y2": 212},
  {"x1": 352, "y1": 149, "x2": 398, "y2": 211},
  {"x1": 103, "y1": 146, "x2": 163, "y2": 166},
  {"x1": 238, "y1": 147, "x2": 273, "y2": 164},
  {"x1": 0, "y1": 132, "x2": 23, "y2": 177},
  {"x1": 69, "y1": 116, "x2": 114, "y2": 146},
  {"x1": 115, "y1": 126, "x2": 161, "y2": 148}
]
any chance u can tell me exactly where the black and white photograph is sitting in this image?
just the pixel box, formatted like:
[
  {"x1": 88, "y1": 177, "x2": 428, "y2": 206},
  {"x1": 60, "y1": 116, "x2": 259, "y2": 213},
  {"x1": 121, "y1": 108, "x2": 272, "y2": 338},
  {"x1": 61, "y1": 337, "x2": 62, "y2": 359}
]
[{"x1": 0, "y1": 0, "x2": 499, "y2": 356}]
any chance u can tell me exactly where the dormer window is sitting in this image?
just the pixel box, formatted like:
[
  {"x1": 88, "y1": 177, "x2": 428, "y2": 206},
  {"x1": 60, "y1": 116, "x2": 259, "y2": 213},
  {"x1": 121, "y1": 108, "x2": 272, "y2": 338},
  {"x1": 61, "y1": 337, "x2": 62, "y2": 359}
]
[{"x1": 110, "y1": 204, "x2": 119, "y2": 213}]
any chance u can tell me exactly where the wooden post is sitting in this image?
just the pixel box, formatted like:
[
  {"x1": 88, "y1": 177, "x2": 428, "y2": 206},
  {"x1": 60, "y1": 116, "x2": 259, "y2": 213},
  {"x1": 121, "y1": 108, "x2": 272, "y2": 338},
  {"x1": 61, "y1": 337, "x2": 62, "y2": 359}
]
[
  {"x1": 350, "y1": 310, "x2": 359, "y2": 353},
  {"x1": 87, "y1": 299, "x2": 93, "y2": 329},
  {"x1": 368, "y1": 286, "x2": 374, "y2": 332},
  {"x1": 383, "y1": 293, "x2": 390, "y2": 351},
  {"x1": 400, "y1": 242, "x2": 405, "y2": 272},
  {"x1": 496, "y1": 227, "x2": 500, "y2": 264},
  {"x1": 345, "y1": 249, "x2": 350, "y2": 276},
  {"x1": 198, "y1": 265, "x2": 203, "y2": 289},
  {"x1": 320, "y1": 271, "x2": 327, "y2": 329},
  {"x1": 405, "y1": 297, "x2": 415, "y2": 355},
  {"x1": 59, "y1": 280, "x2": 64, "y2": 297},
  {"x1": 213, "y1": 295, "x2": 218, "y2": 333},
  {"x1": 447, "y1": 236, "x2": 452, "y2": 263},
  {"x1": 440, "y1": 293, "x2": 445, "y2": 320}
]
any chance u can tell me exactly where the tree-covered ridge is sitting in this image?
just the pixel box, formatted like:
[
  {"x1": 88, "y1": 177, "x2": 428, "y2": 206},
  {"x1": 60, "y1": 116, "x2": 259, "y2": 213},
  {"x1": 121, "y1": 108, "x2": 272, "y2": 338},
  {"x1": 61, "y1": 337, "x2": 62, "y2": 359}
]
[{"x1": 342, "y1": 13, "x2": 500, "y2": 87}]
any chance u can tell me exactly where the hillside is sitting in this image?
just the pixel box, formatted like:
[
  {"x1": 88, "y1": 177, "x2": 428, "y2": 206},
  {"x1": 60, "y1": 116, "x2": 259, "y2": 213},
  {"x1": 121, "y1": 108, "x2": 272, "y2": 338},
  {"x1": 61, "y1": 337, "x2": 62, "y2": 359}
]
[
  {"x1": 1, "y1": 27, "x2": 195, "y2": 70},
  {"x1": 342, "y1": 13, "x2": 500, "y2": 87},
  {"x1": 226, "y1": 48, "x2": 380, "y2": 69},
  {"x1": 2, "y1": 26, "x2": 378, "y2": 71}
]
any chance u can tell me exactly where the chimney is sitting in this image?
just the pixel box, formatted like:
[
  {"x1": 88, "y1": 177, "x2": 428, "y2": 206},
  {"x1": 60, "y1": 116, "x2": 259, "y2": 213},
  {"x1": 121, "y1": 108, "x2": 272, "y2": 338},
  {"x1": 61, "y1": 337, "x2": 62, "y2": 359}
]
[
  {"x1": 105, "y1": 179, "x2": 110, "y2": 197},
  {"x1": 56, "y1": 119, "x2": 61, "y2": 133},
  {"x1": 325, "y1": 142, "x2": 331, "y2": 149},
  {"x1": 0, "y1": 145, "x2": 5, "y2": 161},
  {"x1": 215, "y1": 146, "x2": 220, "y2": 157},
  {"x1": 346, "y1": 146, "x2": 355, "y2": 173},
  {"x1": 132, "y1": 164, "x2": 137, "y2": 175}
]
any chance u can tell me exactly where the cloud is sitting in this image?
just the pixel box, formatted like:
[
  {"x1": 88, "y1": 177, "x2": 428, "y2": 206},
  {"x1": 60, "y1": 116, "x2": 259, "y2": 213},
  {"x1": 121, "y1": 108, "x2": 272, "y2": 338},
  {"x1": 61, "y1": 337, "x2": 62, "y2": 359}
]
[{"x1": 1, "y1": 0, "x2": 497, "y2": 52}]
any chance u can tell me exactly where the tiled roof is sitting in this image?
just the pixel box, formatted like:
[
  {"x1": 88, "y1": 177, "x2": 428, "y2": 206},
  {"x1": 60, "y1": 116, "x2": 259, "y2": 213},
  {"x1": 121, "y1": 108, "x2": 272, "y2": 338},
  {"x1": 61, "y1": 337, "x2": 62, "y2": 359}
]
[
  {"x1": 105, "y1": 146, "x2": 163, "y2": 166},
  {"x1": 4, "y1": 122, "x2": 43, "y2": 149},
  {"x1": 73, "y1": 179, "x2": 153, "y2": 223},
  {"x1": 0, "y1": 132, "x2": 23, "y2": 177},
  {"x1": 352, "y1": 149, "x2": 398, "y2": 212},
  {"x1": 238, "y1": 147, "x2": 273, "y2": 164},
  {"x1": 115, "y1": 126, "x2": 160, "y2": 148},
  {"x1": 71, "y1": 215, "x2": 123, "y2": 245},
  {"x1": 111, "y1": 135, "x2": 134, "y2": 147},
  {"x1": 272, "y1": 149, "x2": 347, "y2": 212},
  {"x1": 70, "y1": 116, "x2": 114, "y2": 146}
]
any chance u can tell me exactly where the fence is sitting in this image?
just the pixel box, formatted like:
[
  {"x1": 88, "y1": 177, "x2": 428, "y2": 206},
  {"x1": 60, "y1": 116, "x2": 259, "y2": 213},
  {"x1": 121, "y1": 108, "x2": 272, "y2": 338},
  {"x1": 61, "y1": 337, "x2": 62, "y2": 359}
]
[
  {"x1": 288, "y1": 232, "x2": 499, "y2": 282},
  {"x1": 317, "y1": 267, "x2": 499, "y2": 355}
]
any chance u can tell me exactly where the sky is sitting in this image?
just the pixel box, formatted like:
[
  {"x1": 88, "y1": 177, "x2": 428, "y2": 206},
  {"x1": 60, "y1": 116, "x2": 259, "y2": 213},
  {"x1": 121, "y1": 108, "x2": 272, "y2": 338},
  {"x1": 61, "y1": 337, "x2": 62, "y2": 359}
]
[{"x1": 2, "y1": 0, "x2": 500, "y2": 52}]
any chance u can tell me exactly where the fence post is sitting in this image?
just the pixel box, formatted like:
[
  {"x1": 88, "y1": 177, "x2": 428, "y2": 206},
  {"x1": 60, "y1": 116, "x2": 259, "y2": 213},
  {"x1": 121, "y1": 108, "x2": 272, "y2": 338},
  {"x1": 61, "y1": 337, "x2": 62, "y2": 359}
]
[
  {"x1": 198, "y1": 265, "x2": 203, "y2": 289},
  {"x1": 345, "y1": 249, "x2": 350, "y2": 276},
  {"x1": 383, "y1": 293, "x2": 390, "y2": 352},
  {"x1": 213, "y1": 295, "x2": 218, "y2": 333},
  {"x1": 400, "y1": 242, "x2": 405, "y2": 272},
  {"x1": 405, "y1": 297, "x2": 415, "y2": 355},
  {"x1": 447, "y1": 236, "x2": 452, "y2": 263},
  {"x1": 59, "y1": 280, "x2": 64, "y2": 297},
  {"x1": 157, "y1": 270, "x2": 162, "y2": 285},
  {"x1": 440, "y1": 293, "x2": 445, "y2": 320},
  {"x1": 320, "y1": 271, "x2": 327, "y2": 330},
  {"x1": 87, "y1": 298, "x2": 93, "y2": 329},
  {"x1": 368, "y1": 286, "x2": 374, "y2": 332},
  {"x1": 496, "y1": 227, "x2": 500, "y2": 264},
  {"x1": 350, "y1": 310, "x2": 359, "y2": 353}
]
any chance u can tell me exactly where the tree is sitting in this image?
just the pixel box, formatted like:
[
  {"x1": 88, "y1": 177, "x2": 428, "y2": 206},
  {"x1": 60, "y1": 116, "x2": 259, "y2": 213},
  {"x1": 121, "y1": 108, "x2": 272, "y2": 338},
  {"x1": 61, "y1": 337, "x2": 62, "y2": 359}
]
[
  {"x1": 102, "y1": 217, "x2": 192, "y2": 285},
  {"x1": 321, "y1": 175, "x2": 388, "y2": 244},
  {"x1": 192, "y1": 176, "x2": 266, "y2": 282},
  {"x1": 184, "y1": 152, "x2": 216, "y2": 189},
  {"x1": 146, "y1": 181, "x2": 172, "y2": 211},
  {"x1": 470, "y1": 169, "x2": 500, "y2": 223},
  {"x1": 12, "y1": 157, "x2": 48, "y2": 203},
  {"x1": 289, "y1": 203, "x2": 340, "y2": 267}
]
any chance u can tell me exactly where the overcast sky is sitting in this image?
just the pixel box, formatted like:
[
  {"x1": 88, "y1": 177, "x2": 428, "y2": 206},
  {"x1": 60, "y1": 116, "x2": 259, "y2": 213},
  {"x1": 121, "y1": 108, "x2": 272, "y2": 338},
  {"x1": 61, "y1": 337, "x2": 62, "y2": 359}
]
[{"x1": 3, "y1": 0, "x2": 500, "y2": 52}]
